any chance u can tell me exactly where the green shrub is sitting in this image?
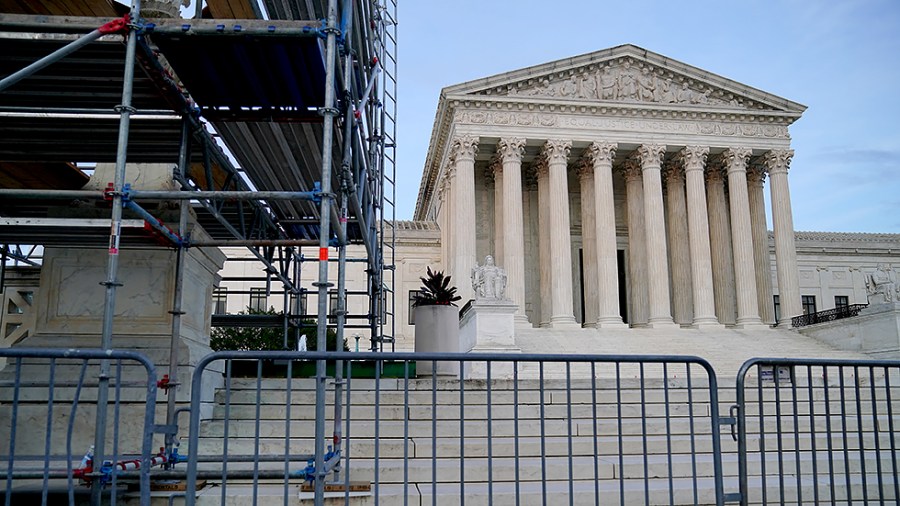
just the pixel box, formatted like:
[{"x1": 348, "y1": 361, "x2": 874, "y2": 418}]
[{"x1": 210, "y1": 307, "x2": 347, "y2": 352}]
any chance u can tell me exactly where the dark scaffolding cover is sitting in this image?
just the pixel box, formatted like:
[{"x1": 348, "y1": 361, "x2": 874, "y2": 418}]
[{"x1": 152, "y1": 32, "x2": 327, "y2": 121}]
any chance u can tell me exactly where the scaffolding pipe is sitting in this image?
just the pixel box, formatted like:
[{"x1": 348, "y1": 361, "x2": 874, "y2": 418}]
[
  {"x1": 123, "y1": 200, "x2": 183, "y2": 246},
  {"x1": 313, "y1": 0, "x2": 340, "y2": 502},
  {"x1": 164, "y1": 120, "x2": 191, "y2": 463},
  {"x1": 173, "y1": 174, "x2": 298, "y2": 291},
  {"x1": 92, "y1": 3, "x2": 140, "y2": 503}
]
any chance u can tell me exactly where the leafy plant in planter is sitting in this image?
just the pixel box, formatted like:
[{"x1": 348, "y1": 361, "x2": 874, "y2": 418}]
[
  {"x1": 413, "y1": 267, "x2": 462, "y2": 307},
  {"x1": 210, "y1": 307, "x2": 347, "y2": 352}
]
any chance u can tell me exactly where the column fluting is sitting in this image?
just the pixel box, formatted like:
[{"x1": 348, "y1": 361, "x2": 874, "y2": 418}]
[
  {"x1": 747, "y1": 163, "x2": 776, "y2": 325},
  {"x1": 636, "y1": 144, "x2": 676, "y2": 328},
  {"x1": 496, "y1": 137, "x2": 528, "y2": 323},
  {"x1": 449, "y1": 135, "x2": 479, "y2": 304},
  {"x1": 765, "y1": 149, "x2": 802, "y2": 326},
  {"x1": 622, "y1": 158, "x2": 649, "y2": 326},
  {"x1": 664, "y1": 160, "x2": 693, "y2": 325},
  {"x1": 577, "y1": 159, "x2": 598, "y2": 327},
  {"x1": 491, "y1": 157, "x2": 504, "y2": 265},
  {"x1": 723, "y1": 147, "x2": 764, "y2": 327},
  {"x1": 706, "y1": 161, "x2": 737, "y2": 325},
  {"x1": 586, "y1": 142, "x2": 626, "y2": 327},
  {"x1": 541, "y1": 139, "x2": 578, "y2": 328}
]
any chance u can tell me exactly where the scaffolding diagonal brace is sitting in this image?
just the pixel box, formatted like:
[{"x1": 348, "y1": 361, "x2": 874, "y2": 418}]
[{"x1": 0, "y1": 16, "x2": 130, "y2": 93}]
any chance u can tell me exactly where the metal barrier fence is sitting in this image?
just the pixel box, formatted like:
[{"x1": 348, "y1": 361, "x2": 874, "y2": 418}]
[
  {"x1": 0, "y1": 348, "x2": 159, "y2": 506},
  {"x1": 185, "y1": 351, "x2": 727, "y2": 506},
  {"x1": 734, "y1": 358, "x2": 900, "y2": 505}
]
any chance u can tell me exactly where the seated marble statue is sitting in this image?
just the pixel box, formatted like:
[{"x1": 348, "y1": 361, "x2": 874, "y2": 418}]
[
  {"x1": 471, "y1": 255, "x2": 508, "y2": 300},
  {"x1": 866, "y1": 263, "x2": 898, "y2": 304}
]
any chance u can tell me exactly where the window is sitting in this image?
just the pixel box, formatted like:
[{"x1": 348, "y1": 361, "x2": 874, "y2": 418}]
[
  {"x1": 773, "y1": 295, "x2": 780, "y2": 323},
  {"x1": 249, "y1": 287, "x2": 267, "y2": 312},
  {"x1": 834, "y1": 295, "x2": 849, "y2": 310},
  {"x1": 212, "y1": 288, "x2": 228, "y2": 314},
  {"x1": 802, "y1": 295, "x2": 817, "y2": 315},
  {"x1": 328, "y1": 292, "x2": 340, "y2": 323},
  {"x1": 408, "y1": 290, "x2": 422, "y2": 325},
  {"x1": 298, "y1": 291, "x2": 308, "y2": 317}
]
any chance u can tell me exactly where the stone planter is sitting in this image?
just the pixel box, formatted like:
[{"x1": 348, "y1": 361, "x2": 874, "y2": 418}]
[{"x1": 414, "y1": 305, "x2": 459, "y2": 376}]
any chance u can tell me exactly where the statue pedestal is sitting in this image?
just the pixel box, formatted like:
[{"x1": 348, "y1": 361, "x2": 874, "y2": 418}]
[{"x1": 459, "y1": 299, "x2": 521, "y2": 379}]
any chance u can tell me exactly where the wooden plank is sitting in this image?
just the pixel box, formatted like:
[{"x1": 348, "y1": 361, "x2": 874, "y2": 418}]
[{"x1": 0, "y1": 162, "x2": 90, "y2": 190}]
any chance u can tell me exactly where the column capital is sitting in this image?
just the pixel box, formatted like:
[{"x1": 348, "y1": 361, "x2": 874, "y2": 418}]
[
  {"x1": 532, "y1": 156, "x2": 550, "y2": 180},
  {"x1": 443, "y1": 162, "x2": 457, "y2": 182},
  {"x1": 636, "y1": 144, "x2": 666, "y2": 168},
  {"x1": 622, "y1": 156, "x2": 643, "y2": 183},
  {"x1": 722, "y1": 147, "x2": 752, "y2": 175},
  {"x1": 763, "y1": 149, "x2": 794, "y2": 175},
  {"x1": 437, "y1": 178, "x2": 448, "y2": 202},
  {"x1": 747, "y1": 162, "x2": 767, "y2": 186},
  {"x1": 576, "y1": 158, "x2": 594, "y2": 182},
  {"x1": 541, "y1": 139, "x2": 572, "y2": 165},
  {"x1": 677, "y1": 145, "x2": 709, "y2": 172},
  {"x1": 583, "y1": 141, "x2": 618, "y2": 166},
  {"x1": 705, "y1": 157, "x2": 727, "y2": 184},
  {"x1": 449, "y1": 134, "x2": 479, "y2": 162},
  {"x1": 488, "y1": 155, "x2": 502, "y2": 178},
  {"x1": 663, "y1": 159, "x2": 685, "y2": 185},
  {"x1": 497, "y1": 137, "x2": 526, "y2": 163}
]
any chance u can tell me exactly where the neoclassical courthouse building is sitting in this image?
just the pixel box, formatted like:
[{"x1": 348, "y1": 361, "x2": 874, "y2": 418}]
[
  {"x1": 202, "y1": 44, "x2": 900, "y2": 349},
  {"x1": 407, "y1": 44, "x2": 899, "y2": 332}
]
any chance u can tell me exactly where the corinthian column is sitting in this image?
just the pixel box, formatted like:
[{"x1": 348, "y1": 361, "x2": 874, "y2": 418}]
[
  {"x1": 535, "y1": 157, "x2": 552, "y2": 327},
  {"x1": 540, "y1": 139, "x2": 578, "y2": 328},
  {"x1": 577, "y1": 159, "x2": 598, "y2": 327},
  {"x1": 765, "y1": 149, "x2": 801, "y2": 327},
  {"x1": 437, "y1": 177, "x2": 450, "y2": 270},
  {"x1": 585, "y1": 142, "x2": 626, "y2": 328},
  {"x1": 636, "y1": 144, "x2": 675, "y2": 328},
  {"x1": 490, "y1": 157, "x2": 504, "y2": 265},
  {"x1": 622, "y1": 158, "x2": 648, "y2": 326},
  {"x1": 496, "y1": 138, "x2": 528, "y2": 324},
  {"x1": 748, "y1": 163, "x2": 776, "y2": 325},
  {"x1": 706, "y1": 161, "x2": 736, "y2": 325},
  {"x1": 678, "y1": 147, "x2": 720, "y2": 327},
  {"x1": 664, "y1": 160, "x2": 693, "y2": 325},
  {"x1": 723, "y1": 148, "x2": 764, "y2": 327},
  {"x1": 449, "y1": 135, "x2": 478, "y2": 304}
]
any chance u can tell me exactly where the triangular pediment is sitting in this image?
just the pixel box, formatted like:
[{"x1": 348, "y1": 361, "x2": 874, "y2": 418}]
[{"x1": 443, "y1": 44, "x2": 806, "y2": 114}]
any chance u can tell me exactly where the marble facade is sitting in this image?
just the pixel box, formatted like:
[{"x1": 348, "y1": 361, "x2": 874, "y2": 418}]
[{"x1": 415, "y1": 44, "x2": 808, "y2": 329}]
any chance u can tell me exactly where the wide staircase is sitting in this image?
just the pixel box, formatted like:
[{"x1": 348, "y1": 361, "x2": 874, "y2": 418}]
[{"x1": 188, "y1": 359, "x2": 900, "y2": 505}]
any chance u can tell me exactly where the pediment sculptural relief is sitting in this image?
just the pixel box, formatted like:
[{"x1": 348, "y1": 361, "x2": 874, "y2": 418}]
[{"x1": 484, "y1": 58, "x2": 769, "y2": 111}]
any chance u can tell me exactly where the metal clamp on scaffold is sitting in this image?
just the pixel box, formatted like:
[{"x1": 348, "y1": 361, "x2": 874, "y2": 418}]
[{"x1": 98, "y1": 14, "x2": 132, "y2": 35}]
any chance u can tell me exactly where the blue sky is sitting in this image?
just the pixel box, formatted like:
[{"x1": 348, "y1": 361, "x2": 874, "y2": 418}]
[{"x1": 395, "y1": 0, "x2": 900, "y2": 233}]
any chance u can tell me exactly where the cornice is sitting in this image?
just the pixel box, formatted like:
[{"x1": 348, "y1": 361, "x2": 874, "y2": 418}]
[
  {"x1": 445, "y1": 94, "x2": 802, "y2": 124},
  {"x1": 790, "y1": 231, "x2": 900, "y2": 244}
]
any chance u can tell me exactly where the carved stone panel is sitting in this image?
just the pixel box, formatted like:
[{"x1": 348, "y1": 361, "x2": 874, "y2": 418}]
[{"x1": 479, "y1": 57, "x2": 774, "y2": 112}]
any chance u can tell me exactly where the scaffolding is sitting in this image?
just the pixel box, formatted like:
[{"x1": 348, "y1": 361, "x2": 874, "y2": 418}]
[{"x1": 0, "y1": 0, "x2": 397, "y2": 500}]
